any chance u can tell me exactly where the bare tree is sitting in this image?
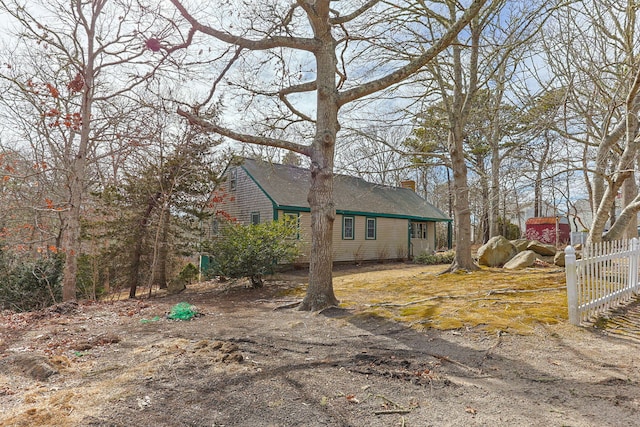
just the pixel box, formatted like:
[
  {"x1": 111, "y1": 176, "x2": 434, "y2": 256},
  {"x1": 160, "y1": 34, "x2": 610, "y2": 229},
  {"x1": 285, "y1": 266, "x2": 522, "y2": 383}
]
[
  {"x1": 166, "y1": 0, "x2": 486, "y2": 310},
  {"x1": 0, "y1": 0, "x2": 175, "y2": 300},
  {"x1": 400, "y1": 0, "x2": 554, "y2": 269}
]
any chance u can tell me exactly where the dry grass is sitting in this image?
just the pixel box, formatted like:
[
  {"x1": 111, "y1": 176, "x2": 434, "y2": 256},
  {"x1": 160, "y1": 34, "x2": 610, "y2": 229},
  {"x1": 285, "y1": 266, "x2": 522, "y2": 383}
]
[{"x1": 297, "y1": 264, "x2": 568, "y2": 335}]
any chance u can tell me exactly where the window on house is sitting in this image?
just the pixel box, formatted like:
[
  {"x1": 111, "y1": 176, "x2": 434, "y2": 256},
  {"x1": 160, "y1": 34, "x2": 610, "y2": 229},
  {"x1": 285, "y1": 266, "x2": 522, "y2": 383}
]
[
  {"x1": 229, "y1": 168, "x2": 237, "y2": 191},
  {"x1": 211, "y1": 218, "x2": 219, "y2": 237},
  {"x1": 366, "y1": 218, "x2": 376, "y2": 240},
  {"x1": 343, "y1": 216, "x2": 354, "y2": 240},
  {"x1": 410, "y1": 222, "x2": 427, "y2": 239},
  {"x1": 282, "y1": 212, "x2": 299, "y2": 239},
  {"x1": 250, "y1": 212, "x2": 260, "y2": 225}
]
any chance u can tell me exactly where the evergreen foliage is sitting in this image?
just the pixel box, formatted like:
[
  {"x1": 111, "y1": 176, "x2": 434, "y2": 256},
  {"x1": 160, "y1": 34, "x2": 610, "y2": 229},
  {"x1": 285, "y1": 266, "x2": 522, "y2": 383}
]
[
  {"x1": 203, "y1": 220, "x2": 300, "y2": 287},
  {"x1": 0, "y1": 249, "x2": 64, "y2": 311}
]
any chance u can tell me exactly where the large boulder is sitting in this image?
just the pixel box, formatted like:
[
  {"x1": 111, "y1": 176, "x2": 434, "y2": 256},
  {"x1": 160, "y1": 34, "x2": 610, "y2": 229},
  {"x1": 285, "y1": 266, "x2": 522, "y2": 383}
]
[
  {"x1": 510, "y1": 239, "x2": 530, "y2": 253},
  {"x1": 504, "y1": 250, "x2": 538, "y2": 270},
  {"x1": 527, "y1": 240, "x2": 557, "y2": 256},
  {"x1": 477, "y1": 236, "x2": 517, "y2": 267}
]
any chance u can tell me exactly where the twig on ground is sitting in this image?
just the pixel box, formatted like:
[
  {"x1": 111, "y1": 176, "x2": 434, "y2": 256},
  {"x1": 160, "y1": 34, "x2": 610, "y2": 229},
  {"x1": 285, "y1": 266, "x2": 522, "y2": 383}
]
[
  {"x1": 375, "y1": 394, "x2": 402, "y2": 408},
  {"x1": 486, "y1": 286, "x2": 566, "y2": 295},
  {"x1": 432, "y1": 354, "x2": 483, "y2": 375},
  {"x1": 273, "y1": 301, "x2": 302, "y2": 310},
  {"x1": 373, "y1": 409, "x2": 412, "y2": 415}
]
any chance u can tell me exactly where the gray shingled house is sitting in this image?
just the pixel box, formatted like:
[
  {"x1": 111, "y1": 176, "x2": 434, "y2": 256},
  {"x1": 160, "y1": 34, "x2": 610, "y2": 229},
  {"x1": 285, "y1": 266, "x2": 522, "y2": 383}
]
[{"x1": 211, "y1": 158, "x2": 451, "y2": 263}]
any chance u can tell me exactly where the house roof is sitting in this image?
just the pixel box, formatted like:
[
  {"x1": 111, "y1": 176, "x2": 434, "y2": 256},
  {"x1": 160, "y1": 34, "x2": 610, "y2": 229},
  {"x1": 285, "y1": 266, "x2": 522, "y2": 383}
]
[
  {"x1": 239, "y1": 158, "x2": 451, "y2": 222},
  {"x1": 526, "y1": 217, "x2": 569, "y2": 225}
]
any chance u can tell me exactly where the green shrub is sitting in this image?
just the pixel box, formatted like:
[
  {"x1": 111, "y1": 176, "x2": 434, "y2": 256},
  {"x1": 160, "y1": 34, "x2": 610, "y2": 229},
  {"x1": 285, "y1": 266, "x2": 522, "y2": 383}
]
[
  {"x1": 414, "y1": 250, "x2": 456, "y2": 265},
  {"x1": 0, "y1": 251, "x2": 64, "y2": 311},
  {"x1": 497, "y1": 217, "x2": 521, "y2": 240},
  {"x1": 203, "y1": 220, "x2": 300, "y2": 287}
]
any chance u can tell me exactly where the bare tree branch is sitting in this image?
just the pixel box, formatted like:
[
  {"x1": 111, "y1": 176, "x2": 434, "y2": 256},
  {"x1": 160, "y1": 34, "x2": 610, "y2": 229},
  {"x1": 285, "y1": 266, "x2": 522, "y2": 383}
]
[
  {"x1": 337, "y1": 0, "x2": 487, "y2": 106},
  {"x1": 176, "y1": 108, "x2": 311, "y2": 156},
  {"x1": 169, "y1": 0, "x2": 319, "y2": 52}
]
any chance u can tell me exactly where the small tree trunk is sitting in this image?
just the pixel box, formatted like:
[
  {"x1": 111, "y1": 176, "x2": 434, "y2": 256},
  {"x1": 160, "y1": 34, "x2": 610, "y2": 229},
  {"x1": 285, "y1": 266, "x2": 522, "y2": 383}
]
[
  {"x1": 153, "y1": 207, "x2": 171, "y2": 289},
  {"x1": 129, "y1": 192, "x2": 160, "y2": 298},
  {"x1": 620, "y1": 171, "x2": 638, "y2": 239},
  {"x1": 479, "y1": 164, "x2": 489, "y2": 244},
  {"x1": 489, "y1": 146, "x2": 501, "y2": 238}
]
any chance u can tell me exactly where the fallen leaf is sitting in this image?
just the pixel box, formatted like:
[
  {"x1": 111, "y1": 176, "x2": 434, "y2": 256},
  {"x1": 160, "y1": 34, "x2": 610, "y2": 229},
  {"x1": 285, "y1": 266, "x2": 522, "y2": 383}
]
[
  {"x1": 466, "y1": 406, "x2": 477, "y2": 415},
  {"x1": 346, "y1": 394, "x2": 360, "y2": 404}
]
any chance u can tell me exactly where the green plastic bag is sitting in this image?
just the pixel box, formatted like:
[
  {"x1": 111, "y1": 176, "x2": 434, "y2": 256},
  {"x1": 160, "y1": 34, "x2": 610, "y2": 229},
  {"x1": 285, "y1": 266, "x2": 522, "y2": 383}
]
[{"x1": 167, "y1": 302, "x2": 198, "y2": 320}]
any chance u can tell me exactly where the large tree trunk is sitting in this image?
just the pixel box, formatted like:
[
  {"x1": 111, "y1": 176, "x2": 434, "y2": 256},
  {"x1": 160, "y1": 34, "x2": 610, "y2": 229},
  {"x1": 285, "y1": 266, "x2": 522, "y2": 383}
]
[
  {"x1": 61, "y1": 161, "x2": 84, "y2": 301},
  {"x1": 445, "y1": 129, "x2": 478, "y2": 272},
  {"x1": 299, "y1": 10, "x2": 339, "y2": 311},
  {"x1": 301, "y1": 158, "x2": 339, "y2": 310},
  {"x1": 441, "y1": 11, "x2": 480, "y2": 273},
  {"x1": 61, "y1": 49, "x2": 94, "y2": 301}
]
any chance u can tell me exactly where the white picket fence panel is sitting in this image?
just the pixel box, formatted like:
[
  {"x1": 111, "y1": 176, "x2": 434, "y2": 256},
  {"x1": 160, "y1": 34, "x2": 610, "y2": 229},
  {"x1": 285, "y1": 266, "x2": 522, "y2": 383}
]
[{"x1": 565, "y1": 238, "x2": 640, "y2": 325}]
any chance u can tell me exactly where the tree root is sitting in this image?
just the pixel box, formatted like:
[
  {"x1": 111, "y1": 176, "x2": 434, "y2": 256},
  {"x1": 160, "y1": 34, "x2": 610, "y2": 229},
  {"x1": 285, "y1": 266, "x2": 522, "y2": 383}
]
[{"x1": 437, "y1": 259, "x2": 480, "y2": 276}]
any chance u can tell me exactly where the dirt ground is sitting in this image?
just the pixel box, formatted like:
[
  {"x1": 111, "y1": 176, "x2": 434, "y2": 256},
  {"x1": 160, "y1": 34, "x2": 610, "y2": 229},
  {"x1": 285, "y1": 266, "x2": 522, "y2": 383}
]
[{"x1": 1, "y1": 264, "x2": 640, "y2": 427}]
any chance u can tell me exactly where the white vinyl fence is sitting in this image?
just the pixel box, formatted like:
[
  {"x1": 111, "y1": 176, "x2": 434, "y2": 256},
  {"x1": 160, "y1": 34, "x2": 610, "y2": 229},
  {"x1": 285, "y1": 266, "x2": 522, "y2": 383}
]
[{"x1": 565, "y1": 238, "x2": 640, "y2": 325}]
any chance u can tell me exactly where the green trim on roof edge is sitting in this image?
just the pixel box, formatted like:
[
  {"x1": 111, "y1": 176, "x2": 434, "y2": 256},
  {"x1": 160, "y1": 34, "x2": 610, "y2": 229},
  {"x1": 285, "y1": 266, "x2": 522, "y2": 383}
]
[
  {"x1": 240, "y1": 164, "x2": 279, "y2": 221},
  {"x1": 272, "y1": 205, "x2": 451, "y2": 222}
]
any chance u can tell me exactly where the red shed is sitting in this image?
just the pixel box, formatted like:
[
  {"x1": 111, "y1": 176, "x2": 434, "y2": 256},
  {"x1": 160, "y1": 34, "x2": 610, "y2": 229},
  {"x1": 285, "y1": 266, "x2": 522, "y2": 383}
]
[{"x1": 525, "y1": 217, "x2": 570, "y2": 245}]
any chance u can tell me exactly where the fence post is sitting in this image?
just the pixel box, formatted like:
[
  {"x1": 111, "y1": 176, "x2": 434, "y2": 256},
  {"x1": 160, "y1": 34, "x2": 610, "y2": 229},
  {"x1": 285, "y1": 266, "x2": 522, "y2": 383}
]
[
  {"x1": 631, "y1": 238, "x2": 640, "y2": 293},
  {"x1": 565, "y1": 245, "x2": 579, "y2": 325}
]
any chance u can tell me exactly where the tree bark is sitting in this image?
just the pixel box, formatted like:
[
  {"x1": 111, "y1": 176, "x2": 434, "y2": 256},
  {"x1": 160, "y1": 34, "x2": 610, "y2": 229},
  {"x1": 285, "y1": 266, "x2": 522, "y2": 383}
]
[
  {"x1": 154, "y1": 211, "x2": 171, "y2": 290},
  {"x1": 489, "y1": 146, "x2": 500, "y2": 238},
  {"x1": 61, "y1": 163, "x2": 84, "y2": 301},
  {"x1": 299, "y1": 9, "x2": 340, "y2": 311},
  {"x1": 446, "y1": 129, "x2": 478, "y2": 271}
]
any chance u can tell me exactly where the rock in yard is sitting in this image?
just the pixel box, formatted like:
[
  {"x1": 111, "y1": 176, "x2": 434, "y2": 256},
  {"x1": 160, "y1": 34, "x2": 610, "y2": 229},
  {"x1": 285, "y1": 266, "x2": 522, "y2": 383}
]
[
  {"x1": 477, "y1": 236, "x2": 517, "y2": 267},
  {"x1": 510, "y1": 239, "x2": 530, "y2": 253},
  {"x1": 504, "y1": 250, "x2": 538, "y2": 269},
  {"x1": 527, "y1": 240, "x2": 557, "y2": 256},
  {"x1": 554, "y1": 251, "x2": 566, "y2": 267}
]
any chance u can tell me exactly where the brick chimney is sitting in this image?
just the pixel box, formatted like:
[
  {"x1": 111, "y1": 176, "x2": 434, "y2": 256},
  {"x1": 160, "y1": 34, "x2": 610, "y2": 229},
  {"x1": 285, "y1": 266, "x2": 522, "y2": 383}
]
[{"x1": 400, "y1": 180, "x2": 416, "y2": 191}]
